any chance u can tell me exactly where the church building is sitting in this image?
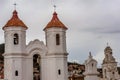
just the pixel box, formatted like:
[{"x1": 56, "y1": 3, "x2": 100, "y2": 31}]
[
  {"x1": 84, "y1": 52, "x2": 99, "y2": 80},
  {"x1": 2, "y1": 9, "x2": 68, "y2": 80},
  {"x1": 83, "y1": 46, "x2": 120, "y2": 80},
  {"x1": 102, "y1": 45, "x2": 120, "y2": 80},
  {"x1": 1, "y1": 5, "x2": 120, "y2": 80}
]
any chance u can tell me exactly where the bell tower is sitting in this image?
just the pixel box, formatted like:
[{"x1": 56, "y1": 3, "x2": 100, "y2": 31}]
[
  {"x1": 102, "y1": 45, "x2": 120, "y2": 80},
  {"x1": 44, "y1": 11, "x2": 68, "y2": 80},
  {"x1": 3, "y1": 10, "x2": 28, "y2": 80}
]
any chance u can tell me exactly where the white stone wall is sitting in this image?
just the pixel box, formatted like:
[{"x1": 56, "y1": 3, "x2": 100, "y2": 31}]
[
  {"x1": 44, "y1": 27, "x2": 68, "y2": 80},
  {"x1": 4, "y1": 26, "x2": 27, "y2": 80},
  {"x1": 84, "y1": 54, "x2": 99, "y2": 80},
  {"x1": 25, "y1": 58, "x2": 33, "y2": 80},
  {"x1": 4, "y1": 56, "x2": 27, "y2": 80},
  {"x1": 26, "y1": 39, "x2": 47, "y2": 80},
  {"x1": 4, "y1": 27, "x2": 26, "y2": 54},
  {"x1": 45, "y1": 55, "x2": 68, "y2": 80},
  {"x1": 45, "y1": 28, "x2": 67, "y2": 54},
  {"x1": 4, "y1": 26, "x2": 68, "y2": 80}
]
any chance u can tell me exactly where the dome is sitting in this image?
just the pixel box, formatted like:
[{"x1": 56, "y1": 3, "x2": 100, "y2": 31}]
[
  {"x1": 3, "y1": 10, "x2": 28, "y2": 30},
  {"x1": 104, "y1": 46, "x2": 112, "y2": 52},
  {"x1": 44, "y1": 12, "x2": 67, "y2": 30}
]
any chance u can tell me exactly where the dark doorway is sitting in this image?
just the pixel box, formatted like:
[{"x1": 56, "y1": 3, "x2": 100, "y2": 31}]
[{"x1": 33, "y1": 54, "x2": 40, "y2": 80}]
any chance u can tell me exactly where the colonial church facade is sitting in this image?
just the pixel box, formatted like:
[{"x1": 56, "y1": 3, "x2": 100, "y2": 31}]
[
  {"x1": 2, "y1": 8, "x2": 120, "y2": 80},
  {"x1": 2, "y1": 9, "x2": 68, "y2": 80}
]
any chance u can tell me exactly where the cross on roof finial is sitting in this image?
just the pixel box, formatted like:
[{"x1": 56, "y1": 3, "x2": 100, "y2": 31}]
[
  {"x1": 89, "y1": 52, "x2": 92, "y2": 58},
  {"x1": 13, "y1": 3, "x2": 17, "y2": 10},
  {"x1": 107, "y1": 42, "x2": 109, "y2": 46},
  {"x1": 53, "y1": 5, "x2": 56, "y2": 12}
]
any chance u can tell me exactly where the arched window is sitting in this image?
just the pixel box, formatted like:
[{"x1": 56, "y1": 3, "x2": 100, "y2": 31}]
[
  {"x1": 15, "y1": 70, "x2": 18, "y2": 76},
  {"x1": 56, "y1": 34, "x2": 60, "y2": 45},
  {"x1": 14, "y1": 33, "x2": 19, "y2": 45},
  {"x1": 113, "y1": 72, "x2": 115, "y2": 77},
  {"x1": 33, "y1": 54, "x2": 40, "y2": 80},
  {"x1": 92, "y1": 63, "x2": 94, "y2": 67},
  {"x1": 58, "y1": 69, "x2": 61, "y2": 75}
]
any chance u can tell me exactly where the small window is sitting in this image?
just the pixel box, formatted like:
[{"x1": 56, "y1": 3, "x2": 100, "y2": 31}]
[
  {"x1": 92, "y1": 63, "x2": 94, "y2": 67},
  {"x1": 58, "y1": 69, "x2": 61, "y2": 75},
  {"x1": 56, "y1": 34, "x2": 60, "y2": 45},
  {"x1": 110, "y1": 52, "x2": 112, "y2": 54},
  {"x1": 14, "y1": 33, "x2": 19, "y2": 45},
  {"x1": 113, "y1": 72, "x2": 114, "y2": 75},
  {"x1": 15, "y1": 70, "x2": 18, "y2": 76}
]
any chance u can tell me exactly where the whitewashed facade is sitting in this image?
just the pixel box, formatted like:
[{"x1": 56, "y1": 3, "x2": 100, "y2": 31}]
[
  {"x1": 102, "y1": 46, "x2": 120, "y2": 80},
  {"x1": 84, "y1": 52, "x2": 100, "y2": 80},
  {"x1": 3, "y1": 10, "x2": 68, "y2": 80}
]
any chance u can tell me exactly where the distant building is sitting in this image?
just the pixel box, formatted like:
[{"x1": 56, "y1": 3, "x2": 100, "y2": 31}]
[
  {"x1": 102, "y1": 45, "x2": 120, "y2": 80},
  {"x1": 68, "y1": 46, "x2": 120, "y2": 80},
  {"x1": 84, "y1": 52, "x2": 99, "y2": 80}
]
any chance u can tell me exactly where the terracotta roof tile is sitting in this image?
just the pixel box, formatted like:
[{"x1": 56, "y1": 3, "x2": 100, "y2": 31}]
[
  {"x1": 44, "y1": 12, "x2": 67, "y2": 30},
  {"x1": 3, "y1": 10, "x2": 28, "y2": 30}
]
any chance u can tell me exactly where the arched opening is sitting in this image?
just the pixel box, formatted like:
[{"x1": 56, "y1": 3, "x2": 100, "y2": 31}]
[
  {"x1": 33, "y1": 54, "x2": 40, "y2": 80},
  {"x1": 92, "y1": 63, "x2": 94, "y2": 67},
  {"x1": 13, "y1": 33, "x2": 19, "y2": 45},
  {"x1": 15, "y1": 70, "x2": 18, "y2": 76},
  {"x1": 58, "y1": 69, "x2": 61, "y2": 75},
  {"x1": 56, "y1": 34, "x2": 60, "y2": 45}
]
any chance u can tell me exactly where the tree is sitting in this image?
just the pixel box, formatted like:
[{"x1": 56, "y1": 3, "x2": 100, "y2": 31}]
[
  {"x1": 0, "y1": 43, "x2": 4, "y2": 54},
  {"x1": 0, "y1": 43, "x2": 4, "y2": 62}
]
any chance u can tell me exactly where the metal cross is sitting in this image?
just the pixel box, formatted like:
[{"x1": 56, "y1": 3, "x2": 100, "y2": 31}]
[
  {"x1": 53, "y1": 5, "x2": 56, "y2": 12},
  {"x1": 13, "y1": 3, "x2": 17, "y2": 10}
]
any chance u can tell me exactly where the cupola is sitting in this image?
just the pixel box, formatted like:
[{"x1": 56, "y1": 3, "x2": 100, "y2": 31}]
[
  {"x1": 44, "y1": 11, "x2": 68, "y2": 30},
  {"x1": 104, "y1": 46, "x2": 112, "y2": 52},
  {"x1": 3, "y1": 10, "x2": 27, "y2": 30},
  {"x1": 104, "y1": 46, "x2": 112, "y2": 54}
]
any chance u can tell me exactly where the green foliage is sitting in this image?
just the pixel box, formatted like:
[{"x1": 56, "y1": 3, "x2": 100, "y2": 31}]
[
  {"x1": 0, "y1": 43, "x2": 4, "y2": 53},
  {"x1": 0, "y1": 43, "x2": 4, "y2": 61}
]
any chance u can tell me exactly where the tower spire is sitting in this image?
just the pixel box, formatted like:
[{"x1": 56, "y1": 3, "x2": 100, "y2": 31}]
[{"x1": 3, "y1": 3, "x2": 28, "y2": 30}]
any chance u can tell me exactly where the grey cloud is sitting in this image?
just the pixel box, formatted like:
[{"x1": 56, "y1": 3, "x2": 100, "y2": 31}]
[{"x1": 82, "y1": 25, "x2": 120, "y2": 34}]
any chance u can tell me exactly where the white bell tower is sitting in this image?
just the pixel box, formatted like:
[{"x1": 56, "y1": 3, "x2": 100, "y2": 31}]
[
  {"x1": 102, "y1": 45, "x2": 120, "y2": 80},
  {"x1": 44, "y1": 11, "x2": 68, "y2": 80},
  {"x1": 3, "y1": 10, "x2": 28, "y2": 80}
]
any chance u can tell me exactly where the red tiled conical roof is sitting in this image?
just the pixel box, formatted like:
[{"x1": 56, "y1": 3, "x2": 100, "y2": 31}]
[
  {"x1": 44, "y1": 12, "x2": 67, "y2": 30},
  {"x1": 3, "y1": 10, "x2": 27, "y2": 30}
]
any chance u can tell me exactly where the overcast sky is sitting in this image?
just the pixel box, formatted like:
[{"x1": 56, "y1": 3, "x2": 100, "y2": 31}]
[{"x1": 0, "y1": 0, "x2": 120, "y2": 67}]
